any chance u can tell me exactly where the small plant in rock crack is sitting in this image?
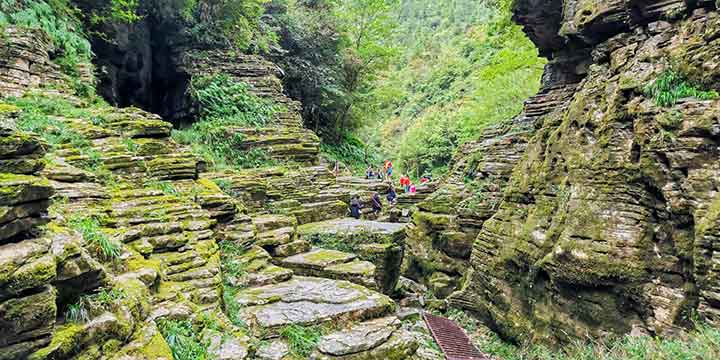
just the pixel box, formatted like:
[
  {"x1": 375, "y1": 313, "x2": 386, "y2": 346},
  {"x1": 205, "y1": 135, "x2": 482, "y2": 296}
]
[
  {"x1": 219, "y1": 240, "x2": 248, "y2": 286},
  {"x1": 145, "y1": 180, "x2": 179, "y2": 197},
  {"x1": 65, "y1": 288, "x2": 125, "y2": 323},
  {"x1": 280, "y1": 324, "x2": 326, "y2": 358},
  {"x1": 158, "y1": 318, "x2": 209, "y2": 360},
  {"x1": 65, "y1": 302, "x2": 90, "y2": 323},
  {"x1": 68, "y1": 215, "x2": 121, "y2": 261},
  {"x1": 222, "y1": 285, "x2": 249, "y2": 329},
  {"x1": 123, "y1": 138, "x2": 140, "y2": 154}
]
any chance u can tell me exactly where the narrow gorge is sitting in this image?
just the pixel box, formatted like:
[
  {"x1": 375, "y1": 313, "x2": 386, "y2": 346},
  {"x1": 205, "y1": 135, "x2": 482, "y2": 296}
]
[{"x1": 2, "y1": 0, "x2": 720, "y2": 359}]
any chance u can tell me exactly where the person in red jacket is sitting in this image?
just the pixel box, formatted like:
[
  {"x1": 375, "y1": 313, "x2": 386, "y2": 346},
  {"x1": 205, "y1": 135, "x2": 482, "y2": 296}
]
[{"x1": 400, "y1": 175, "x2": 410, "y2": 193}]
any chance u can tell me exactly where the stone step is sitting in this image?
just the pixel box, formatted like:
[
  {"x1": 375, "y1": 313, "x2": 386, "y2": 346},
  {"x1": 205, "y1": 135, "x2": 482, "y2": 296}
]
[
  {"x1": 324, "y1": 260, "x2": 377, "y2": 289},
  {"x1": 234, "y1": 276, "x2": 395, "y2": 334},
  {"x1": 279, "y1": 248, "x2": 357, "y2": 272},
  {"x1": 311, "y1": 316, "x2": 419, "y2": 359},
  {"x1": 252, "y1": 214, "x2": 298, "y2": 233},
  {"x1": 256, "y1": 226, "x2": 296, "y2": 247}
]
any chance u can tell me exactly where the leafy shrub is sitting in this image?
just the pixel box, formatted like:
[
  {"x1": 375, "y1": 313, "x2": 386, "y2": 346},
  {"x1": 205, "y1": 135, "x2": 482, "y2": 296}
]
[
  {"x1": 644, "y1": 69, "x2": 719, "y2": 107},
  {"x1": 157, "y1": 319, "x2": 208, "y2": 360},
  {"x1": 319, "y1": 132, "x2": 375, "y2": 174},
  {"x1": 153, "y1": 0, "x2": 276, "y2": 51},
  {"x1": 172, "y1": 74, "x2": 279, "y2": 170},
  {"x1": 68, "y1": 215, "x2": 121, "y2": 261}
]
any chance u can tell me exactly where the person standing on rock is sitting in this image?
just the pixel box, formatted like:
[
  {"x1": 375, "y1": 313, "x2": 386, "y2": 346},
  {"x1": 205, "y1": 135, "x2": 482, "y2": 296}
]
[{"x1": 350, "y1": 195, "x2": 362, "y2": 219}]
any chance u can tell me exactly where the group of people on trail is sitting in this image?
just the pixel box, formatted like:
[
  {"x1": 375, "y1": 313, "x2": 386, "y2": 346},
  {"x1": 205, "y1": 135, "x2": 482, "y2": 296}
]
[
  {"x1": 366, "y1": 160, "x2": 394, "y2": 180},
  {"x1": 350, "y1": 192, "x2": 387, "y2": 219},
  {"x1": 349, "y1": 159, "x2": 435, "y2": 219},
  {"x1": 399, "y1": 175, "x2": 416, "y2": 194}
]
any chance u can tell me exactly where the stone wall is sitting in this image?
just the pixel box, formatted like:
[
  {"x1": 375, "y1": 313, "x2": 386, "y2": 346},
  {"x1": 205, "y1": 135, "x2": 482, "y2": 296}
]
[{"x1": 446, "y1": 0, "x2": 720, "y2": 345}]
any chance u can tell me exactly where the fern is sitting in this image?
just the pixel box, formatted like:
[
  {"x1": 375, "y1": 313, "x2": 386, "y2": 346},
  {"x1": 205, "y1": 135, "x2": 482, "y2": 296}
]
[{"x1": 644, "y1": 70, "x2": 719, "y2": 107}]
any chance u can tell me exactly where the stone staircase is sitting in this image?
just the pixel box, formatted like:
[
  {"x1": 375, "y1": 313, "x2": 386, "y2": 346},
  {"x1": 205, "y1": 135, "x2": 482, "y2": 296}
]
[{"x1": 226, "y1": 216, "x2": 421, "y2": 359}]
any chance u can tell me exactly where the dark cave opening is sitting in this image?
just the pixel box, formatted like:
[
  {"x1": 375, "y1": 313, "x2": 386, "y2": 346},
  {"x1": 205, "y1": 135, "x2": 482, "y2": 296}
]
[{"x1": 89, "y1": 14, "x2": 193, "y2": 126}]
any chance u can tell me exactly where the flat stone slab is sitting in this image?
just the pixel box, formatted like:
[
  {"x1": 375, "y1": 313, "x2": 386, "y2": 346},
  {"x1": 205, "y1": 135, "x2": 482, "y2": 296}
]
[
  {"x1": 253, "y1": 215, "x2": 297, "y2": 233},
  {"x1": 317, "y1": 317, "x2": 400, "y2": 356},
  {"x1": 235, "y1": 276, "x2": 394, "y2": 330},
  {"x1": 298, "y1": 219, "x2": 406, "y2": 238},
  {"x1": 325, "y1": 260, "x2": 375, "y2": 277},
  {"x1": 280, "y1": 248, "x2": 357, "y2": 271}
]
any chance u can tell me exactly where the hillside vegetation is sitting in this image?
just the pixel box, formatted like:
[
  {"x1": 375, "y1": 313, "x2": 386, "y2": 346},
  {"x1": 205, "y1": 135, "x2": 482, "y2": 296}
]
[{"x1": 358, "y1": 0, "x2": 545, "y2": 177}]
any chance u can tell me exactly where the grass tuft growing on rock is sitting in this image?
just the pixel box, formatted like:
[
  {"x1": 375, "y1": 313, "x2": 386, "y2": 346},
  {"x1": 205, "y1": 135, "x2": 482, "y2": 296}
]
[
  {"x1": 644, "y1": 70, "x2": 719, "y2": 107},
  {"x1": 280, "y1": 324, "x2": 325, "y2": 358},
  {"x1": 65, "y1": 288, "x2": 125, "y2": 324},
  {"x1": 68, "y1": 215, "x2": 121, "y2": 261},
  {"x1": 157, "y1": 319, "x2": 208, "y2": 360}
]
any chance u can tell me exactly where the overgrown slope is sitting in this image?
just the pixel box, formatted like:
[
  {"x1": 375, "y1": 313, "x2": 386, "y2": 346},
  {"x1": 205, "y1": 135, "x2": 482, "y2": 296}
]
[{"x1": 360, "y1": 0, "x2": 545, "y2": 177}]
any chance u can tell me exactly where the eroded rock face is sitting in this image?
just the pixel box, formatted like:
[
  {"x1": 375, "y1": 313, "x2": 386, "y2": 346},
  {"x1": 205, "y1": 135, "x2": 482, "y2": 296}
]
[{"x1": 449, "y1": 1, "x2": 720, "y2": 345}]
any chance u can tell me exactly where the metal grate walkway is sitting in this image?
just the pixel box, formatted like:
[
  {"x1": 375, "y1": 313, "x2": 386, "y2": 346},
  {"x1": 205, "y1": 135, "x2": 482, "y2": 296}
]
[{"x1": 423, "y1": 312, "x2": 492, "y2": 360}]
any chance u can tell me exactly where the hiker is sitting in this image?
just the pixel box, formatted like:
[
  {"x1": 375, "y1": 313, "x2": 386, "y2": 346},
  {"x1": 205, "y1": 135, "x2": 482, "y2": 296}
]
[
  {"x1": 384, "y1": 160, "x2": 393, "y2": 178},
  {"x1": 350, "y1": 195, "x2": 362, "y2": 219},
  {"x1": 410, "y1": 183, "x2": 417, "y2": 194},
  {"x1": 420, "y1": 175, "x2": 430, "y2": 184},
  {"x1": 376, "y1": 169, "x2": 383, "y2": 180},
  {"x1": 387, "y1": 186, "x2": 397, "y2": 204},
  {"x1": 371, "y1": 192, "x2": 382, "y2": 215},
  {"x1": 366, "y1": 165, "x2": 374, "y2": 179}
]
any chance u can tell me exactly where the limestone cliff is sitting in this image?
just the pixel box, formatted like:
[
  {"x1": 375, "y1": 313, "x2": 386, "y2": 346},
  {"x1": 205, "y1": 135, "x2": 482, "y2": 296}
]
[{"x1": 417, "y1": 0, "x2": 720, "y2": 345}]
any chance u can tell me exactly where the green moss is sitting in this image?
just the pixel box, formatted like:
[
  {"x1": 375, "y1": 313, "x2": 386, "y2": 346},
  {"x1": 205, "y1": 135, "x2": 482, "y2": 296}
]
[
  {"x1": 5, "y1": 255, "x2": 56, "y2": 294},
  {"x1": 29, "y1": 323, "x2": 84, "y2": 360},
  {"x1": 138, "y1": 328, "x2": 174, "y2": 359}
]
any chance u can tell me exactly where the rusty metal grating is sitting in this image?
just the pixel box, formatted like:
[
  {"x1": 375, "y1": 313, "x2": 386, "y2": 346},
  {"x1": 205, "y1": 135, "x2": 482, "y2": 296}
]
[{"x1": 423, "y1": 312, "x2": 492, "y2": 360}]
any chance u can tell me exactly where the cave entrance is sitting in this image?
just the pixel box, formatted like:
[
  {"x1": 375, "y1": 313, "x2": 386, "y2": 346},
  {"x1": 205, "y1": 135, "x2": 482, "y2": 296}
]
[{"x1": 89, "y1": 14, "x2": 193, "y2": 125}]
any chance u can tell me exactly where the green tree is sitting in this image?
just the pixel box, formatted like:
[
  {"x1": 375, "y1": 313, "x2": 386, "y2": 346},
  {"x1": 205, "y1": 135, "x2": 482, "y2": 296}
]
[{"x1": 334, "y1": 0, "x2": 399, "y2": 139}]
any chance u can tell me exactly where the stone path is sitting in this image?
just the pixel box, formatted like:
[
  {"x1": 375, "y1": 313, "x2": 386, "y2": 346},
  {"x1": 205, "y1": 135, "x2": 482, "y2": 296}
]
[{"x1": 227, "y1": 212, "x2": 427, "y2": 359}]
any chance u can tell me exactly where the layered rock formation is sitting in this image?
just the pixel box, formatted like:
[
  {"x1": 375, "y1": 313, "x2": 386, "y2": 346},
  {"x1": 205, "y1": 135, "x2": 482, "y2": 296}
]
[
  {"x1": 181, "y1": 50, "x2": 321, "y2": 165},
  {"x1": 0, "y1": 116, "x2": 55, "y2": 359},
  {"x1": 430, "y1": 0, "x2": 720, "y2": 345},
  {"x1": 0, "y1": 22, "x2": 428, "y2": 359}
]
